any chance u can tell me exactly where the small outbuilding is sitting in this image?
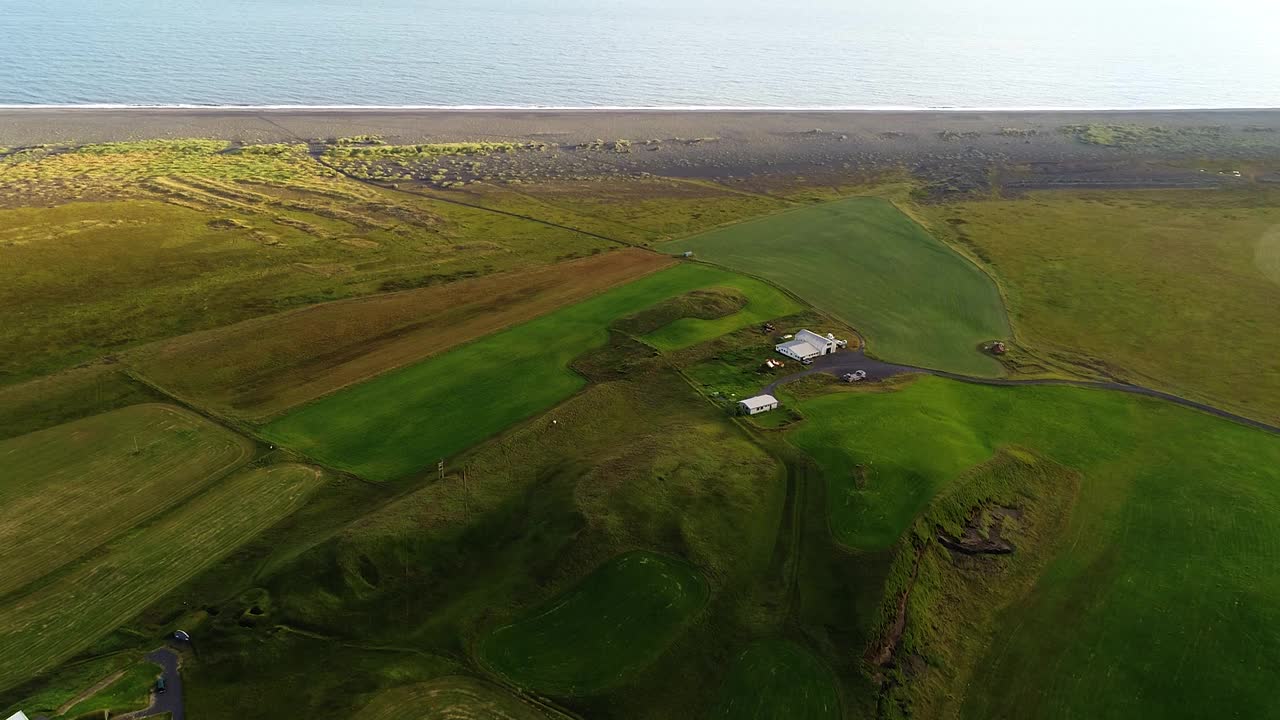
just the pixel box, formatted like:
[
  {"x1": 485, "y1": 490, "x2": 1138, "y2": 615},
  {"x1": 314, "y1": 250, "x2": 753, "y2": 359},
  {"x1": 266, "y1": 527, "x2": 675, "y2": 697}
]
[
  {"x1": 738, "y1": 394, "x2": 780, "y2": 415},
  {"x1": 7, "y1": 711, "x2": 30, "y2": 720}
]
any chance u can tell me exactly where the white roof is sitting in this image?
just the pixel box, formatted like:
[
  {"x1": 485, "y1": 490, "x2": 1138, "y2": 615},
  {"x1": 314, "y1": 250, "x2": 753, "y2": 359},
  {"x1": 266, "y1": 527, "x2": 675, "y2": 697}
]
[
  {"x1": 795, "y1": 329, "x2": 833, "y2": 346},
  {"x1": 739, "y1": 394, "x2": 778, "y2": 410},
  {"x1": 779, "y1": 339, "x2": 822, "y2": 356},
  {"x1": 7, "y1": 712, "x2": 30, "y2": 720}
]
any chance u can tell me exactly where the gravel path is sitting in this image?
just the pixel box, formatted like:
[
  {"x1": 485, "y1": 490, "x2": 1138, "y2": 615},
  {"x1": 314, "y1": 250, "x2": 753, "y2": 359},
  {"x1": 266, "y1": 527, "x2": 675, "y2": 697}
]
[{"x1": 763, "y1": 349, "x2": 1280, "y2": 436}]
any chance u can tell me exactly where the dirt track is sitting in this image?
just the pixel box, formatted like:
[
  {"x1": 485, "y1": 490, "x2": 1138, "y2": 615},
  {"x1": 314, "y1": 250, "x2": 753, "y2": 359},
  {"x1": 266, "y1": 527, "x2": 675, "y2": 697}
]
[{"x1": 763, "y1": 348, "x2": 1280, "y2": 436}]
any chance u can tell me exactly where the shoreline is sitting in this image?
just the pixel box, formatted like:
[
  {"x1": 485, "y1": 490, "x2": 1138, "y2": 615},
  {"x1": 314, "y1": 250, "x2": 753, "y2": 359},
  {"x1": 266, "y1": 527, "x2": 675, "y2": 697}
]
[
  {"x1": 1, "y1": 105, "x2": 1277, "y2": 112},
  {"x1": 2, "y1": 107, "x2": 1278, "y2": 181}
]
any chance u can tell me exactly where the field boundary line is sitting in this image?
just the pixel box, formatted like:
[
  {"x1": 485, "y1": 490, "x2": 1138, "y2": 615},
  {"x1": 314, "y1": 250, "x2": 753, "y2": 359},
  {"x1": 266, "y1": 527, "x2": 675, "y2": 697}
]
[{"x1": 231, "y1": 253, "x2": 676, "y2": 423}]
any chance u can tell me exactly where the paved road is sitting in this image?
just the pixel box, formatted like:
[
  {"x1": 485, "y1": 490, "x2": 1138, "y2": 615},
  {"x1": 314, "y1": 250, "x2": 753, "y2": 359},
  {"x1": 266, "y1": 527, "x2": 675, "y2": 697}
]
[
  {"x1": 763, "y1": 349, "x2": 1280, "y2": 436},
  {"x1": 116, "y1": 648, "x2": 184, "y2": 720}
]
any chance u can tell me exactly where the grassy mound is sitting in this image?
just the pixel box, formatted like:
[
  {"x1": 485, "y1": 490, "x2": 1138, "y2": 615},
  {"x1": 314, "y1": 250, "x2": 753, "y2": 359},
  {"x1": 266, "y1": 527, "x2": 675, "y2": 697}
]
[
  {"x1": 0, "y1": 463, "x2": 325, "y2": 691},
  {"x1": 867, "y1": 450, "x2": 1080, "y2": 719},
  {"x1": 789, "y1": 377, "x2": 1280, "y2": 717},
  {"x1": 0, "y1": 403, "x2": 253, "y2": 594},
  {"x1": 613, "y1": 286, "x2": 748, "y2": 336},
  {"x1": 657, "y1": 197, "x2": 1008, "y2": 376},
  {"x1": 357, "y1": 676, "x2": 558, "y2": 720},
  {"x1": 262, "y1": 263, "x2": 798, "y2": 480},
  {"x1": 710, "y1": 640, "x2": 841, "y2": 720},
  {"x1": 479, "y1": 551, "x2": 709, "y2": 696}
]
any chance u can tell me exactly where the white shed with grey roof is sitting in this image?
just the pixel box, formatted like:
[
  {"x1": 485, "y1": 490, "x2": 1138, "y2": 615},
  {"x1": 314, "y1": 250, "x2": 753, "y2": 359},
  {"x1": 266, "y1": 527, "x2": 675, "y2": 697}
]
[{"x1": 738, "y1": 394, "x2": 780, "y2": 415}]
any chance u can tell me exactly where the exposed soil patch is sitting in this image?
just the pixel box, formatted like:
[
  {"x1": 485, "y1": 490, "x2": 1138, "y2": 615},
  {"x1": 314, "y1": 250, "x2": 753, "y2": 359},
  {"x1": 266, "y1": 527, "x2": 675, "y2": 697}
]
[{"x1": 937, "y1": 506, "x2": 1020, "y2": 556}]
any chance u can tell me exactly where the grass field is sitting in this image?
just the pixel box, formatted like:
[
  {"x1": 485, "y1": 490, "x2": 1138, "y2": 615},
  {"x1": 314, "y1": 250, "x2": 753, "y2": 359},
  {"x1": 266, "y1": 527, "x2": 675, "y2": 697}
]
[
  {"x1": 195, "y1": 372, "x2": 781, "y2": 720},
  {"x1": 261, "y1": 262, "x2": 798, "y2": 480},
  {"x1": 420, "y1": 177, "x2": 793, "y2": 245},
  {"x1": 357, "y1": 676, "x2": 563, "y2": 720},
  {"x1": 657, "y1": 197, "x2": 1009, "y2": 376},
  {"x1": 709, "y1": 640, "x2": 841, "y2": 720},
  {"x1": 0, "y1": 140, "x2": 612, "y2": 382},
  {"x1": 128, "y1": 249, "x2": 673, "y2": 421},
  {"x1": 0, "y1": 403, "x2": 253, "y2": 595},
  {"x1": 57, "y1": 660, "x2": 160, "y2": 720},
  {"x1": 788, "y1": 377, "x2": 1280, "y2": 717},
  {"x1": 868, "y1": 450, "x2": 1081, "y2": 719},
  {"x1": 480, "y1": 552, "x2": 709, "y2": 696},
  {"x1": 0, "y1": 364, "x2": 162, "y2": 441},
  {"x1": 922, "y1": 188, "x2": 1280, "y2": 424},
  {"x1": 0, "y1": 462, "x2": 324, "y2": 691}
]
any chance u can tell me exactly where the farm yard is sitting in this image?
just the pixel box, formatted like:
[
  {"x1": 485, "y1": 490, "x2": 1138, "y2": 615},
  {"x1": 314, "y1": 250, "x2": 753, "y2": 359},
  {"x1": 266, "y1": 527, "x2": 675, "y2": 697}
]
[
  {"x1": 261, "y1": 262, "x2": 799, "y2": 480},
  {"x1": 657, "y1": 197, "x2": 1010, "y2": 376}
]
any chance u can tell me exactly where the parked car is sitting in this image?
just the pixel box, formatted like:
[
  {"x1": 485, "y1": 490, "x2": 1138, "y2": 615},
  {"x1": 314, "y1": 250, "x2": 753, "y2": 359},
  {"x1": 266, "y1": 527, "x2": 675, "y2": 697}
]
[{"x1": 156, "y1": 677, "x2": 166, "y2": 694}]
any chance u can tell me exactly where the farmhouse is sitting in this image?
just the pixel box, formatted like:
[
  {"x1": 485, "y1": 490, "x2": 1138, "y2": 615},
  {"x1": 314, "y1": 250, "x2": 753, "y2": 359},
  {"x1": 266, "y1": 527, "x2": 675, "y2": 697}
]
[
  {"x1": 776, "y1": 329, "x2": 846, "y2": 362},
  {"x1": 738, "y1": 394, "x2": 779, "y2": 415}
]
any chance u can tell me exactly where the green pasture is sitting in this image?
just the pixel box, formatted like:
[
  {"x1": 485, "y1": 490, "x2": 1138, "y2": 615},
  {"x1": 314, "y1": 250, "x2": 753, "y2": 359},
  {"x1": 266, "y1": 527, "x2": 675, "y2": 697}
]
[
  {"x1": 789, "y1": 377, "x2": 1280, "y2": 717},
  {"x1": 710, "y1": 640, "x2": 841, "y2": 720},
  {"x1": 479, "y1": 551, "x2": 709, "y2": 696},
  {"x1": 58, "y1": 661, "x2": 161, "y2": 720},
  {"x1": 0, "y1": 403, "x2": 253, "y2": 595},
  {"x1": 922, "y1": 188, "x2": 1280, "y2": 425},
  {"x1": 657, "y1": 197, "x2": 1008, "y2": 375},
  {"x1": 262, "y1": 263, "x2": 795, "y2": 480},
  {"x1": 0, "y1": 463, "x2": 324, "y2": 691}
]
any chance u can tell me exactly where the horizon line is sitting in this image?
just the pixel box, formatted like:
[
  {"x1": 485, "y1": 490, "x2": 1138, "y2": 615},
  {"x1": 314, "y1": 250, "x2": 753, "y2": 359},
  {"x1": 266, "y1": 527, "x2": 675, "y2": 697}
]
[{"x1": 0, "y1": 103, "x2": 1277, "y2": 113}]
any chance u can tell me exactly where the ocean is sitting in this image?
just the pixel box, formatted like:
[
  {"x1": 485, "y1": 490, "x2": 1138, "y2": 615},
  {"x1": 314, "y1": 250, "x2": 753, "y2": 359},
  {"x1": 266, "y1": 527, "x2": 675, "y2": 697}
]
[{"x1": 1, "y1": 0, "x2": 1277, "y2": 109}]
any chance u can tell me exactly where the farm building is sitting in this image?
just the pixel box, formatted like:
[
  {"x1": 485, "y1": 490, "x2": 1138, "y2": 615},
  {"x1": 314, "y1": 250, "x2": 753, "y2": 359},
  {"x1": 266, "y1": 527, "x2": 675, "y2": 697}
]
[
  {"x1": 776, "y1": 329, "x2": 847, "y2": 362},
  {"x1": 7, "y1": 711, "x2": 29, "y2": 720},
  {"x1": 738, "y1": 394, "x2": 779, "y2": 415}
]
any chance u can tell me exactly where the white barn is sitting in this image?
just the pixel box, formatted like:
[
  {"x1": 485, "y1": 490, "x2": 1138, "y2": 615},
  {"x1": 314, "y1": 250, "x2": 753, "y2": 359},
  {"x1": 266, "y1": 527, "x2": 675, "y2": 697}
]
[
  {"x1": 738, "y1": 394, "x2": 779, "y2": 415},
  {"x1": 776, "y1": 329, "x2": 846, "y2": 362}
]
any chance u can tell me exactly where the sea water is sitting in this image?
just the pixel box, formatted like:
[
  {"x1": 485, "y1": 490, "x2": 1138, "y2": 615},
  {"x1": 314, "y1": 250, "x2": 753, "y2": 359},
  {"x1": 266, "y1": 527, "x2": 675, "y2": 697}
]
[{"x1": 0, "y1": 0, "x2": 1277, "y2": 108}]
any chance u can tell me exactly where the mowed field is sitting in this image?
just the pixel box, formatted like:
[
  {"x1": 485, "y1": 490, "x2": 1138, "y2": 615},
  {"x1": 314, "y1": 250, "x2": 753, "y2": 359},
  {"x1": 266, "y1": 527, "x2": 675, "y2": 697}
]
[
  {"x1": 922, "y1": 188, "x2": 1280, "y2": 424},
  {"x1": 657, "y1": 197, "x2": 1009, "y2": 376},
  {"x1": 358, "y1": 676, "x2": 562, "y2": 720},
  {"x1": 129, "y1": 249, "x2": 673, "y2": 421},
  {"x1": 0, "y1": 404, "x2": 252, "y2": 594},
  {"x1": 261, "y1": 262, "x2": 796, "y2": 480},
  {"x1": 710, "y1": 640, "x2": 841, "y2": 720},
  {"x1": 789, "y1": 377, "x2": 1280, "y2": 717},
  {"x1": 480, "y1": 552, "x2": 709, "y2": 696},
  {"x1": 0, "y1": 462, "x2": 325, "y2": 691}
]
